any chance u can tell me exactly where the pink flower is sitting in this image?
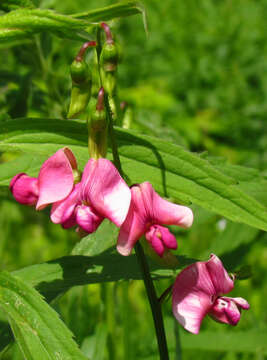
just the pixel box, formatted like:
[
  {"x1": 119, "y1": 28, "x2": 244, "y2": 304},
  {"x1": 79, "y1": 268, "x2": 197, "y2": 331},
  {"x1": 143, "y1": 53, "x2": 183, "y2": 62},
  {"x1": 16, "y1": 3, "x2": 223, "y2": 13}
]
[
  {"x1": 51, "y1": 158, "x2": 131, "y2": 233},
  {"x1": 10, "y1": 148, "x2": 77, "y2": 210},
  {"x1": 117, "y1": 182, "x2": 193, "y2": 256},
  {"x1": 172, "y1": 254, "x2": 250, "y2": 334}
]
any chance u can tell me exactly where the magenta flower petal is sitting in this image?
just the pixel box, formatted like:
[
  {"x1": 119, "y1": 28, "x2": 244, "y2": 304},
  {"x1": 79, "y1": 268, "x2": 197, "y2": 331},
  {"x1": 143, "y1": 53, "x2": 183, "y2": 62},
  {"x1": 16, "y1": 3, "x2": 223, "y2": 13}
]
[
  {"x1": 231, "y1": 297, "x2": 250, "y2": 310},
  {"x1": 117, "y1": 196, "x2": 146, "y2": 256},
  {"x1": 172, "y1": 255, "x2": 249, "y2": 333},
  {"x1": 10, "y1": 173, "x2": 38, "y2": 205},
  {"x1": 172, "y1": 261, "x2": 215, "y2": 334},
  {"x1": 145, "y1": 225, "x2": 177, "y2": 257},
  {"x1": 206, "y1": 254, "x2": 234, "y2": 295},
  {"x1": 76, "y1": 204, "x2": 104, "y2": 233},
  {"x1": 157, "y1": 225, "x2": 177, "y2": 250},
  {"x1": 36, "y1": 148, "x2": 76, "y2": 210},
  {"x1": 140, "y1": 182, "x2": 193, "y2": 228},
  {"x1": 145, "y1": 226, "x2": 165, "y2": 257},
  {"x1": 50, "y1": 183, "x2": 81, "y2": 226},
  {"x1": 81, "y1": 158, "x2": 131, "y2": 227},
  {"x1": 209, "y1": 297, "x2": 241, "y2": 325}
]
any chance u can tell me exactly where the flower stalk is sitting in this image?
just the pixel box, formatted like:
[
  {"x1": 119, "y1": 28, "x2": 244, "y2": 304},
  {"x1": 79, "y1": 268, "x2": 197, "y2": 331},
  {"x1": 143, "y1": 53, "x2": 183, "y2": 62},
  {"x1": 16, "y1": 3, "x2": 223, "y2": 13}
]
[{"x1": 135, "y1": 242, "x2": 170, "y2": 360}]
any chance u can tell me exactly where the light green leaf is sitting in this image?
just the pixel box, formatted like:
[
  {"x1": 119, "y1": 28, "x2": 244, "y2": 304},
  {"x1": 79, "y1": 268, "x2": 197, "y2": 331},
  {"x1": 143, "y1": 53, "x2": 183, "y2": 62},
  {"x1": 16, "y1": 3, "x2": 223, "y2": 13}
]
[
  {"x1": 71, "y1": 219, "x2": 118, "y2": 256},
  {"x1": 0, "y1": 253, "x2": 193, "y2": 352},
  {"x1": 0, "y1": 271, "x2": 88, "y2": 360},
  {"x1": 0, "y1": 2, "x2": 144, "y2": 43},
  {"x1": 0, "y1": 0, "x2": 35, "y2": 12},
  {"x1": 73, "y1": 1, "x2": 144, "y2": 22},
  {"x1": 203, "y1": 222, "x2": 259, "y2": 259},
  {"x1": 0, "y1": 117, "x2": 267, "y2": 231},
  {"x1": 0, "y1": 153, "x2": 46, "y2": 187}
]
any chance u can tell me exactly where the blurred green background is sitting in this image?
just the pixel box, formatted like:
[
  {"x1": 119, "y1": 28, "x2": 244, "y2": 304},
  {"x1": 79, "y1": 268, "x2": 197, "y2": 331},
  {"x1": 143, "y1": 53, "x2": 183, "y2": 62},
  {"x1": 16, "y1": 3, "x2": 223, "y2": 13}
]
[{"x1": 0, "y1": 0, "x2": 267, "y2": 359}]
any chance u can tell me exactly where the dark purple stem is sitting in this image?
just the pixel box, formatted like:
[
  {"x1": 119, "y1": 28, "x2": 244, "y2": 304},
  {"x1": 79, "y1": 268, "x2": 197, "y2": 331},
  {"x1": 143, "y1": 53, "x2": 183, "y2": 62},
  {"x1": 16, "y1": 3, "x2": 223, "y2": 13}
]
[
  {"x1": 96, "y1": 87, "x2": 105, "y2": 111},
  {"x1": 101, "y1": 22, "x2": 114, "y2": 44},
  {"x1": 75, "y1": 41, "x2": 97, "y2": 62}
]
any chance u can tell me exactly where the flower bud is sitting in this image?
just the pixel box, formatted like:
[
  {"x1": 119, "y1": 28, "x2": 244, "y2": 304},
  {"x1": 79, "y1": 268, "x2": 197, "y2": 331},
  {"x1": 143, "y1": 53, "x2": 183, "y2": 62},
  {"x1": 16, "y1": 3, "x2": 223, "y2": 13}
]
[
  {"x1": 10, "y1": 173, "x2": 38, "y2": 206},
  {"x1": 88, "y1": 87, "x2": 108, "y2": 159},
  {"x1": 68, "y1": 41, "x2": 96, "y2": 119},
  {"x1": 68, "y1": 60, "x2": 92, "y2": 119},
  {"x1": 100, "y1": 23, "x2": 119, "y2": 96}
]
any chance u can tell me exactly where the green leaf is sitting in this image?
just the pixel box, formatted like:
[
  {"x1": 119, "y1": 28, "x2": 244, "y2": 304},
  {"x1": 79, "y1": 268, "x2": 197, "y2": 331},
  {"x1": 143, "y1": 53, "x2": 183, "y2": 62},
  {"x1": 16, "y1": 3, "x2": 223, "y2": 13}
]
[
  {"x1": 0, "y1": 2, "x2": 144, "y2": 43},
  {"x1": 12, "y1": 253, "x2": 185, "y2": 303},
  {"x1": 0, "y1": 153, "x2": 46, "y2": 187},
  {"x1": 205, "y1": 154, "x2": 267, "y2": 207},
  {"x1": 73, "y1": 1, "x2": 144, "y2": 22},
  {"x1": 0, "y1": 252, "x2": 193, "y2": 353},
  {"x1": 72, "y1": 219, "x2": 118, "y2": 256},
  {"x1": 0, "y1": 117, "x2": 267, "y2": 231},
  {"x1": 0, "y1": 271, "x2": 88, "y2": 360},
  {"x1": 0, "y1": 0, "x2": 35, "y2": 12},
  {"x1": 203, "y1": 222, "x2": 259, "y2": 258}
]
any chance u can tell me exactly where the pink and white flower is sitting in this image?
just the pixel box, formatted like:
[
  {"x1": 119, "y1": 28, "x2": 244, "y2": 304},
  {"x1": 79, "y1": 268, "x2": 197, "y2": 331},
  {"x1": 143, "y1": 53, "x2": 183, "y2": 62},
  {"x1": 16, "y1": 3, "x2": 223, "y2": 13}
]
[
  {"x1": 117, "y1": 182, "x2": 193, "y2": 256},
  {"x1": 10, "y1": 148, "x2": 77, "y2": 210},
  {"x1": 51, "y1": 158, "x2": 131, "y2": 233},
  {"x1": 172, "y1": 254, "x2": 250, "y2": 334}
]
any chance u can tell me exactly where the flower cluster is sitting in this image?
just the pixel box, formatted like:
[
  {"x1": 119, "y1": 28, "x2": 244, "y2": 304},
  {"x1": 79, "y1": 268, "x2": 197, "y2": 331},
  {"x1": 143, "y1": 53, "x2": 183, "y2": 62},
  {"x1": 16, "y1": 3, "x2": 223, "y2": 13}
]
[
  {"x1": 10, "y1": 148, "x2": 249, "y2": 334},
  {"x1": 10, "y1": 148, "x2": 131, "y2": 233},
  {"x1": 10, "y1": 148, "x2": 193, "y2": 257}
]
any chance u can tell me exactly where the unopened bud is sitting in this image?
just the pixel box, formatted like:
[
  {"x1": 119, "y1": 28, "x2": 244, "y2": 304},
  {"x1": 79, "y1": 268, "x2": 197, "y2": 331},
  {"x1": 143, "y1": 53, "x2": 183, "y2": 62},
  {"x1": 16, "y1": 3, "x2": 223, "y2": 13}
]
[
  {"x1": 88, "y1": 87, "x2": 108, "y2": 159},
  {"x1": 68, "y1": 41, "x2": 96, "y2": 119},
  {"x1": 100, "y1": 23, "x2": 119, "y2": 96}
]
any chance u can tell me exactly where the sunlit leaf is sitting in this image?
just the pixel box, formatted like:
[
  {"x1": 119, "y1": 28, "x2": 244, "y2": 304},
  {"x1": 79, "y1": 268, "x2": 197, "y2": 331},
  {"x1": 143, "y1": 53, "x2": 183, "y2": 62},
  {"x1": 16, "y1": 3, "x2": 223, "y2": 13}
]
[
  {"x1": 0, "y1": 271, "x2": 88, "y2": 360},
  {"x1": 0, "y1": 118, "x2": 267, "y2": 231}
]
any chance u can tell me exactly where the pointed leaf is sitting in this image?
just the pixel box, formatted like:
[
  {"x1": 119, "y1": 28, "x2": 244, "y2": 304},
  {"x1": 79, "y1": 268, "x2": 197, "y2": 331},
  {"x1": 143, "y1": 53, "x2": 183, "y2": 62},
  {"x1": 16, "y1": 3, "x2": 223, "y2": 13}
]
[{"x1": 0, "y1": 271, "x2": 88, "y2": 360}]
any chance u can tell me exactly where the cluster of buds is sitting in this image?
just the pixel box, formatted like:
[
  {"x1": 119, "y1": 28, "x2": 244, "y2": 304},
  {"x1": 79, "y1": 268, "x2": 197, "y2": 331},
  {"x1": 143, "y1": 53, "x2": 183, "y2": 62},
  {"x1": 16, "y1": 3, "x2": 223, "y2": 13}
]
[{"x1": 67, "y1": 23, "x2": 119, "y2": 121}]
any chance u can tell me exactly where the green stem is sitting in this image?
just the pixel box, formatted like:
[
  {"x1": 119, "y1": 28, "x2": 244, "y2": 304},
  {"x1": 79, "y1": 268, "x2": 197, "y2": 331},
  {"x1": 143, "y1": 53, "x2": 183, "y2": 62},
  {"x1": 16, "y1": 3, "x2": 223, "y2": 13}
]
[
  {"x1": 174, "y1": 319, "x2": 182, "y2": 360},
  {"x1": 135, "y1": 242, "x2": 169, "y2": 360},
  {"x1": 104, "y1": 92, "x2": 123, "y2": 175}
]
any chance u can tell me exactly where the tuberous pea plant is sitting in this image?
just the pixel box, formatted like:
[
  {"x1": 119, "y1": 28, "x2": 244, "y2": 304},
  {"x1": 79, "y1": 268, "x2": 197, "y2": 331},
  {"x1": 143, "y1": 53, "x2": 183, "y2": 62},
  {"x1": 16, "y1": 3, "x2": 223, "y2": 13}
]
[{"x1": 0, "y1": 3, "x2": 266, "y2": 359}]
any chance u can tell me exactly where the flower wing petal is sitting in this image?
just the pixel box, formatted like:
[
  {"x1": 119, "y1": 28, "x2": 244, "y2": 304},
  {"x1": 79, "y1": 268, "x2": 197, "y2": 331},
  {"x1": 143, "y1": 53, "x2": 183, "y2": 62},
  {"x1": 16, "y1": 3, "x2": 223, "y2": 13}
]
[
  {"x1": 50, "y1": 183, "x2": 81, "y2": 225},
  {"x1": 209, "y1": 297, "x2": 241, "y2": 326},
  {"x1": 36, "y1": 148, "x2": 75, "y2": 210},
  {"x1": 206, "y1": 254, "x2": 234, "y2": 295},
  {"x1": 140, "y1": 182, "x2": 193, "y2": 228},
  {"x1": 82, "y1": 158, "x2": 131, "y2": 227},
  {"x1": 172, "y1": 261, "x2": 215, "y2": 334},
  {"x1": 117, "y1": 200, "x2": 146, "y2": 256}
]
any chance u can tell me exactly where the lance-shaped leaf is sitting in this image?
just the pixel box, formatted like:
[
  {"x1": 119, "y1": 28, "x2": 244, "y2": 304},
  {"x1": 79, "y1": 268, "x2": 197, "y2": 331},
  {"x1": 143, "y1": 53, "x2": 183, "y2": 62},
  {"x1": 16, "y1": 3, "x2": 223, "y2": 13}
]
[
  {"x1": 0, "y1": 252, "x2": 194, "y2": 353},
  {"x1": 0, "y1": 117, "x2": 267, "y2": 231},
  {"x1": 0, "y1": 2, "x2": 144, "y2": 43},
  {"x1": 0, "y1": 271, "x2": 88, "y2": 360}
]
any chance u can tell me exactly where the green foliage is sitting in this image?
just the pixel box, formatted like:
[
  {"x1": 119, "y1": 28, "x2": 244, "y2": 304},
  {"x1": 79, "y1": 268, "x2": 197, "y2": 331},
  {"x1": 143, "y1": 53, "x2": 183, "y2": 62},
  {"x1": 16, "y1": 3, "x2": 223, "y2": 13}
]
[
  {"x1": 0, "y1": 271, "x2": 88, "y2": 359},
  {"x1": 0, "y1": 118, "x2": 267, "y2": 231},
  {"x1": 1, "y1": 0, "x2": 267, "y2": 359},
  {"x1": 0, "y1": 2, "x2": 144, "y2": 43}
]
